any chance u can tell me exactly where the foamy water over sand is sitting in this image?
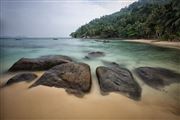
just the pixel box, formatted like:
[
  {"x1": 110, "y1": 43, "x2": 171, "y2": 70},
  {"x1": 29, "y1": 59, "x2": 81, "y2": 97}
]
[{"x1": 0, "y1": 38, "x2": 180, "y2": 119}]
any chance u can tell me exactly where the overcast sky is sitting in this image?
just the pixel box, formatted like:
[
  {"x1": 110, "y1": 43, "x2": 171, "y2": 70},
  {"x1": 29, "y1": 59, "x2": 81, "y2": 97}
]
[{"x1": 0, "y1": 0, "x2": 137, "y2": 37}]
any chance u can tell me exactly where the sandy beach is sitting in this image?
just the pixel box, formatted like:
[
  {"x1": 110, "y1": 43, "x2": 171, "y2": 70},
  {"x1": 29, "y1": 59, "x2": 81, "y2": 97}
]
[
  {"x1": 1, "y1": 0, "x2": 180, "y2": 119},
  {"x1": 0, "y1": 38, "x2": 180, "y2": 120},
  {"x1": 0, "y1": 71, "x2": 180, "y2": 120},
  {"x1": 124, "y1": 39, "x2": 180, "y2": 50}
]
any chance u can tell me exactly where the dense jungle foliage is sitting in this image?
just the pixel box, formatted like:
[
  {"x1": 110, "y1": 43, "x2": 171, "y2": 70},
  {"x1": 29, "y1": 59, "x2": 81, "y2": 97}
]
[{"x1": 70, "y1": 0, "x2": 180, "y2": 41}]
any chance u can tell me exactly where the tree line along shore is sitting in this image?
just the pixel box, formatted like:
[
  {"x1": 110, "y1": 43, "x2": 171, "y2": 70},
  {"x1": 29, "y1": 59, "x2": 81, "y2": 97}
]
[{"x1": 70, "y1": 0, "x2": 180, "y2": 41}]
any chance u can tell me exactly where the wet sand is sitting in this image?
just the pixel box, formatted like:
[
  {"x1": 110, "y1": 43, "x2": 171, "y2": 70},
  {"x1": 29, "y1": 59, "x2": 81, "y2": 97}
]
[
  {"x1": 0, "y1": 72, "x2": 180, "y2": 120},
  {"x1": 125, "y1": 39, "x2": 180, "y2": 50}
]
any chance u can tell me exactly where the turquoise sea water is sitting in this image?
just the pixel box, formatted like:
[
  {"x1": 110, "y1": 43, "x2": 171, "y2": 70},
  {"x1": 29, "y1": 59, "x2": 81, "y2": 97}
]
[{"x1": 0, "y1": 38, "x2": 180, "y2": 74}]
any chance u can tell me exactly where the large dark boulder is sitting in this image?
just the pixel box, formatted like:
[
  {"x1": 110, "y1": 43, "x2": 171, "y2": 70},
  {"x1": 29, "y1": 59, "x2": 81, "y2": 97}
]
[
  {"x1": 30, "y1": 62, "x2": 91, "y2": 96},
  {"x1": 85, "y1": 51, "x2": 105, "y2": 59},
  {"x1": 135, "y1": 67, "x2": 180, "y2": 90},
  {"x1": 9, "y1": 55, "x2": 73, "y2": 71},
  {"x1": 5, "y1": 73, "x2": 37, "y2": 86},
  {"x1": 96, "y1": 66, "x2": 141, "y2": 100}
]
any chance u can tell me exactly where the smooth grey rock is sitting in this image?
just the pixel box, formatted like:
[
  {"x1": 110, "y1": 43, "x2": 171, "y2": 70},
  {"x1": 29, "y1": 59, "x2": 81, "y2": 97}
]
[
  {"x1": 96, "y1": 66, "x2": 141, "y2": 100},
  {"x1": 9, "y1": 55, "x2": 73, "y2": 71},
  {"x1": 85, "y1": 51, "x2": 105, "y2": 59},
  {"x1": 30, "y1": 62, "x2": 91, "y2": 95},
  {"x1": 135, "y1": 67, "x2": 180, "y2": 90},
  {"x1": 5, "y1": 73, "x2": 37, "y2": 86}
]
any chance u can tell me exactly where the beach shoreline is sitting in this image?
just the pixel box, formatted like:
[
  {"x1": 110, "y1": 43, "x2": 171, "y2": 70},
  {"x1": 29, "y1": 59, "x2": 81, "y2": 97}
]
[
  {"x1": 1, "y1": 38, "x2": 180, "y2": 119},
  {"x1": 1, "y1": 72, "x2": 180, "y2": 120},
  {"x1": 124, "y1": 39, "x2": 180, "y2": 50}
]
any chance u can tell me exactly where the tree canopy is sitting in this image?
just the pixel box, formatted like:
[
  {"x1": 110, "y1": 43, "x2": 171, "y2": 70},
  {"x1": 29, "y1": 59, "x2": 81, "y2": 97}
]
[{"x1": 70, "y1": 0, "x2": 180, "y2": 41}]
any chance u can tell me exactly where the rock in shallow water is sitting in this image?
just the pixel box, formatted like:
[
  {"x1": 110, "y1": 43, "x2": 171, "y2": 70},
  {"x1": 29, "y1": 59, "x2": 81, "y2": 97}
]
[
  {"x1": 9, "y1": 55, "x2": 73, "y2": 71},
  {"x1": 96, "y1": 66, "x2": 141, "y2": 100},
  {"x1": 135, "y1": 67, "x2": 180, "y2": 90},
  {"x1": 5, "y1": 73, "x2": 37, "y2": 86},
  {"x1": 30, "y1": 62, "x2": 91, "y2": 96},
  {"x1": 85, "y1": 51, "x2": 105, "y2": 59}
]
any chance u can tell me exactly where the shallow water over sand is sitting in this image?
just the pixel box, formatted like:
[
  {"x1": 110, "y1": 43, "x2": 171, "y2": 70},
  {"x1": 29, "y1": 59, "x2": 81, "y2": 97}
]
[
  {"x1": 1, "y1": 38, "x2": 180, "y2": 73},
  {"x1": 0, "y1": 38, "x2": 180, "y2": 119}
]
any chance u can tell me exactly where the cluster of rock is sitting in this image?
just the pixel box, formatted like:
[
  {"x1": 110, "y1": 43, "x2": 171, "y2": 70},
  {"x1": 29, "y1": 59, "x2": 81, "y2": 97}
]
[
  {"x1": 7, "y1": 55, "x2": 91, "y2": 96},
  {"x1": 4, "y1": 54, "x2": 180, "y2": 100}
]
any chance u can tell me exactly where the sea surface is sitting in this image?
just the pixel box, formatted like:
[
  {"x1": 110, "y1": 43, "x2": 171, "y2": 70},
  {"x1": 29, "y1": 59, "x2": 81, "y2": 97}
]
[
  {"x1": 0, "y1": 38, "x2": 180, "y2": 73},
  {"x1": 0, "y1": 38, "x2": 180, "y2": 119}
]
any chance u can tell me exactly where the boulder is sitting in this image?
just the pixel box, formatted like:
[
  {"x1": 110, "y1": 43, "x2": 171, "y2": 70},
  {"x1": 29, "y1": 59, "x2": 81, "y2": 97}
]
[
  {"x1": 96, "y1": 66, "x2": 141, "y2": 100},
  {"x1": 135, "y1": 67, "x2": 180, "y2": 90},
  {"x1": 9, "y1": 55, "x2": 73, "y2": 71},
  {"x1": 30, "y1": 62, "x2": 91, "y2": 96},
  {"x1": 5, "y1": 73, "x2": 37, "y2": 86},
  {"x1": 85, "y1": 51, "x2": 105, "y2": 59}
]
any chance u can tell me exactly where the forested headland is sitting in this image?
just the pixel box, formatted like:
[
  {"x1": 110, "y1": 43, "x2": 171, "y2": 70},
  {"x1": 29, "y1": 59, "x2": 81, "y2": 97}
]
[{"x1": 70, "y1": 0, "x2": 180, "y2": 41}]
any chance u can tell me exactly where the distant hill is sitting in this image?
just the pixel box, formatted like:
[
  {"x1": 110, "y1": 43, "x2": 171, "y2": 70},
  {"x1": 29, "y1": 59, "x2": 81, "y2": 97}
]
[{"x1": 70, "y1": 0, "x2": 180, "y2": 41}]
